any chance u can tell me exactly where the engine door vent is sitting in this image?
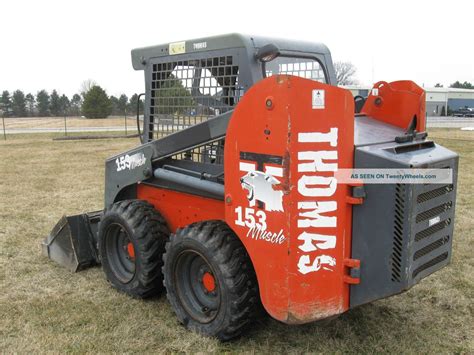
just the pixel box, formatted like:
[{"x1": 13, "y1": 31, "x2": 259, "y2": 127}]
[
  {"x1": 391, "y1": 183, "x2": 405, "y2": 282},
  {"x1": 416, "y1": 202, "x2": 452, "y2": 223},
  {"x1": 417, "y1": 184, "x2": 453, "y2": 203},
  {"x1": 412, "y1": 252, "x2": 449, "y2": 279},
  {"x1": 413, "y1": 236, "x2": 450, "y2": 260},
  {"x1": 415, "y1": 218, "x2": 451, "y2": 242}
]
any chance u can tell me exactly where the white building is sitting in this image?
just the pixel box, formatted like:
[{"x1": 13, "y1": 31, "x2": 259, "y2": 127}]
[{"x1": 343, "y1": 85, "x2": 474, "y2": 116}]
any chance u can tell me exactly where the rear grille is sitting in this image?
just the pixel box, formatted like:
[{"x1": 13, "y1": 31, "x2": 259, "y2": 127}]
[
  {"x1": 416, "y1": 202, "x2": 452, "y2": 223},
  {"x1": 391, "y1": 184, "x2": 405, "y2": 282},
  {"x1": 411, "y1": 182, "x2": 454, "y2": 280},
  {"x1": 412, "y1": 252, "x2": 449, "y2": 279},
  {"x1": 415, "y1": 218, "x2": 451, "y2": 242},
  {"x1": 417, "y1": 185, "x2": 453, "y2": 203},
  {"x1": 413, "y1": 236, "x2": 450, "y2": 260}
]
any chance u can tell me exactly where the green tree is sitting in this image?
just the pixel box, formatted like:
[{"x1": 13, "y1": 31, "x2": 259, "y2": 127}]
[
  {"x1": 449, "y1": 81, "x2": 474, "y2": 89},
  {"x1": 109, "y1": 95, "x2": 119, "y2": 115},
  {"x1": 49, "y1": 90, "x2": 61, "y2": 116},
  {"x1": 82, "y1": 85, "x2": 112, "y2": 118},
  {"x1": 1, "y1": 90, "x2": 12, "y2": 116},
  {"x1": 128, "y1": 93, "x2": 144, "y2": 115},
  {"x1": 118, "y1": 94, "x2": 128, "y2": 115},
  {"x1": 80, "y1": 79, "x2": 97, "y2": 98},
  {"x1": 36, "y1": 90, "x2": 50, "y2": 116},
  {"x1": 70, "y1": 94, "x2": 82, "y2": 116},
  {"x1": 11, "y1": 90, "x2": 27, "y2": 117},
  {"x1": 59, "y1": 94, "x2": 70, "y2": 115},
  {"x1": 25, "y1": 93, "x2": 36, "y2": 116},
  {"x1": 154, "y1": 75, "x2": 194, "y2": 114},
  {"x1": 434, "y1": 83, "x2": 443, "y2": 88}
]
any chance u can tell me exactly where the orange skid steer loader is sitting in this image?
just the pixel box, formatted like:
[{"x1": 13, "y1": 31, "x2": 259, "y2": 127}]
[{"x1": 42, "y1": 34, "x2": 458, "y2": 340}]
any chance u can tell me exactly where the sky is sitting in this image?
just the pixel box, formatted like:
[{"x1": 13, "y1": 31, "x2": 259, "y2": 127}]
[{"x1": 1, "y1": 0, "x2": 473, "y2": 98}]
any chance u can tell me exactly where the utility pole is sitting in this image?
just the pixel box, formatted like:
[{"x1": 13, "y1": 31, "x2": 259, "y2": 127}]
[
  {"x1": 1, "y1": 105, "x2": 6, "y2": 141},
  {"x1": 2, "y1": 115, "x2": 6, "y2": 141},
  {"x1": 124, "y1": 109, "x2": 128, "y2": 135}
]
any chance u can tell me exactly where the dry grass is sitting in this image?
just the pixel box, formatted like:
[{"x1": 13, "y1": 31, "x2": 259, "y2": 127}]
[
  {"x1": 3, "y1": 116, "x2": 137, "y2": 130},
  {"x1": 0, "y1": 129, "x2": 473, "y2": 353}
]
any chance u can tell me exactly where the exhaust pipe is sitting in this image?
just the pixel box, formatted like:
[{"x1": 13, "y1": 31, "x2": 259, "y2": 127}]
[{"x1": 42, "y1": 211, "x2": 102, "y2": 272}]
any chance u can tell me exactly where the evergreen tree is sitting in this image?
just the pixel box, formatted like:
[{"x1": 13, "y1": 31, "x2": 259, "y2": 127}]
[
  {"x1": 118, "y1": 94, "x2": 128, "y2": 115},
  {"x1": 81, "y1": 85, "x2": 112, "y2": 118},
  {"x1": 128, "y1": 93, "x2": 144, "y2": 115},
  {"x1": 49, "y1": 90, "x2": 61, "y2": 116},
  {"x1": 1, "y1": 90, "x2": 12, "y2": 116},
  {"x1": 154, "y1": 75, "x2": 194, "y2": 114},
  {"x1": 71, "y1": 94, "x2": 82, "y2": 116},
  {"x1": 11, "y1": 90, "x2": 27, "y2": 117},
  {"x1": 449, "y1": 81, "x2": 474, "y2": 89},
  {"x1": 25, "y1": 93, "x2": 36, "y2": 116},
  {"x1": 109, "y1": 95, "x2": 119, "y2": 115},
  {"x1": 36, "y1": 90, "x2": 50, "y2": 117},
  {"x1": 59, "y1": 94, "x2": 70, "y2": 115}
]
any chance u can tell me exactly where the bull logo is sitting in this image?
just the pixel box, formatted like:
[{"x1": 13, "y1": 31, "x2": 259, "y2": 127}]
[
  {"x1": 240, "y1": 171, "x2": 283, "y2": 212},
  {"x1": 239, "y1": 151, "x2": 284, "y2": 212}
]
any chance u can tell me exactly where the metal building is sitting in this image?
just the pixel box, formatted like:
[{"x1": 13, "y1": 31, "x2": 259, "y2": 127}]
[{"x1": 344, "y1": 85, "x2": 474, "y2": 117}]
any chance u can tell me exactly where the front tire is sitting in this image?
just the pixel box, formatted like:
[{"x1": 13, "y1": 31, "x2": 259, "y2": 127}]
[
  {"x1": 163, "y1": 221, "x2": 260, "y2": 341},
  {"x1": 98, "y1": 200, "x2": 169, "y2": 298}
]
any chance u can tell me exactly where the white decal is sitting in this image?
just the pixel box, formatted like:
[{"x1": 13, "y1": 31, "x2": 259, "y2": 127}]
[
  {"x1": 297, "y1": 255, "x2": 336, "y2": 274},
  {"x1": 115, "y1": 152, "x2": 146, "y2": 172},
  {"x1": 372, "y1": 88, "x2": 379, "y2": 96},
  {"x1": 297, "y1": 201, "x2": 337, "y2": 228},
  {"x1": 296, "y1": 128, "x2": 339, "y2": 274},
  {"x1": 429, "y1": 216, "x2": 441, "y2": 226},
  {"x1": 234, "y1": 207, "x2": 267, "y2": 230},
  {"x1": 312, "y1": 89, "x2": 325, "y2": 109},
  {"x1": 193, "y1": 41, "x2": 207, "y2": 50},
  {"x1": 239, "y1": 162, "x2": 256, "y2": 172},
  {"x1": 240, "y1": 171, "x2": 283, "y2": 212},
  {"x1": 297, "y1": 232, "x2": 336, "y2": 252},
  {"x1": 247, "y1": 224, "x2": 286, "y2": 245},
  {"x1": 298, "y1": 175, "x2": 337, "y2": 197},
  {"x1": 298, "y1": 128, "x2": 338, "y2": 146},
  {"x1": 298, "y1": 151, "x2": 338, "y2": 172}
]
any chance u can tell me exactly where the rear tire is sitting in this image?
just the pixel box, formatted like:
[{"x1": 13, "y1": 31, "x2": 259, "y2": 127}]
[
  {"x1": 163, "y1": 221, "x2": 260, "y2": 341},
  {"x1": 98, "y1": 199, "x2": 169, "y2": 298}
]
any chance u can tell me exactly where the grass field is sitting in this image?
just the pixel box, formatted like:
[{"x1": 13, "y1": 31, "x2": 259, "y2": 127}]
[
  {"x1": 1, "y1": 129, "x2": 473, "y2": 353},
  {"x1": 3, "y1": 116, "x2": 138, "y2": 130}
]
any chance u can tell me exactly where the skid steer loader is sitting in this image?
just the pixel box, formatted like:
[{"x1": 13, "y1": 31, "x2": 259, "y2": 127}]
[{"x1": 42, "y1": 34, "x2": 458, "y2": 340}]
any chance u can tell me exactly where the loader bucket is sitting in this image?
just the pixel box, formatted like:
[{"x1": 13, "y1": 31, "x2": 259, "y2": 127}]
[{"x1": 42, "y1": 211, "x2": 102, "y2": 272}]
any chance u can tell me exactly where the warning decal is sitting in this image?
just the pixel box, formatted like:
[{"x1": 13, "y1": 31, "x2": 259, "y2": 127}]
[
  {"x1": 169, "y1": 41, "x2": 186, "y2": 55},
  {"x1": 312, "y1": 89, "x2": 325, "y2": 109}
]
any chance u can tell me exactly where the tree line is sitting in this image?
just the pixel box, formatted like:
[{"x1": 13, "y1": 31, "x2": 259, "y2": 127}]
[
  {"x1": 0, "y1": 84, "x2": 144, "y2": 118},
  {"x1": 434, "y1": 81, "x2": 474, "y2": 89}
]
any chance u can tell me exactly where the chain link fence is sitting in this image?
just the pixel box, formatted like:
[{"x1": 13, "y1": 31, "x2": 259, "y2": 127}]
[{"x1": 1, "y1": 113, "x2": 145, "y2": 141}]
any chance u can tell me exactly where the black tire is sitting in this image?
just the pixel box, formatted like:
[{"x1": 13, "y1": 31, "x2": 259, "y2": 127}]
[
  {"x1": 98, "y1": 199, "x2": 169, "y2": 298},
  {"x1": 163, "y1": 221, "x2": 260, "y2": 341}
]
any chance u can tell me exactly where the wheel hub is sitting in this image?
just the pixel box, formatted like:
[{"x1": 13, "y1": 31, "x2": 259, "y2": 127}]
[
  {"x1": 202, "y1": 271, "x2": 216, "y2": 292},
  {"x1": 174, "y1": 250, "x2": 221, "y2": 323},
  {"x1": 104, "y1": 223, "x2": 136, "y2": 283},
  {"x1": 126, "y1": 242, "x2": 135, "y2": 260}
]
